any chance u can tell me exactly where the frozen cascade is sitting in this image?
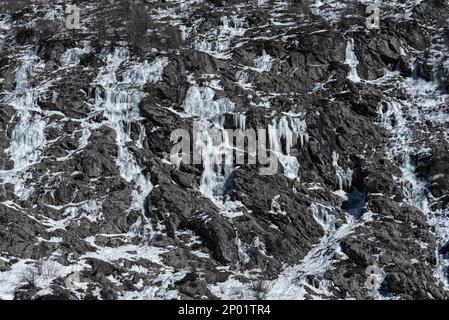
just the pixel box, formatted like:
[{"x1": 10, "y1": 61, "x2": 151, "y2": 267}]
[
  {"x1": 0, "y1": 54, "x2": 47, "y2": 199},
  {"x1": 310, "y1": 0, "x2": 428, "y2": 25},
  {"x1": 377, "y1": 73, "x2": 449, "y2": 288},
  {"x1": 331, "y1": 151, "x2": 353, "y2": 191},
  {"x1": 235, "y1": 235, "x2": 251, "y2": 265},
  {"x1": 400, "y1": 146, "x2": 449, "y2": 288},
  {"x1": 94, "y1": 48, "x2": 168, "y2": 216},
  {"x1": 403, "y1": 76, "x2": 449, "y2": 141},
  {"x1": 195, "y1": 15, "x2": 247, "y2": 59},
  {"x1": 268, "y1": 114, "x2": 308, "y2": 179},
  {"x1": 345, "y1": 38, "x2": 361, "y2": 83},
  {"x1": 401, "y1": 155, "x2": 430, "y2": 214},
  {"x1": 9, "y1": 114, "x2": 47, "y2": 169},
  {"x1": 183, "y1": 86, "x2": 234, "y2": 119},
  {"x1": 182, "y1": 85, "x2": 235, "y2": 198},
  {"x1": 197, "y1": 120, "x2": 234, "y2": 198}
]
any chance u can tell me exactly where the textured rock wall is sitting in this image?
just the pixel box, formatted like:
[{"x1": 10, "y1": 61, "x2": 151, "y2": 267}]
[{"x1": 0, "y1": 0, "x2": 448, "y2": 300}]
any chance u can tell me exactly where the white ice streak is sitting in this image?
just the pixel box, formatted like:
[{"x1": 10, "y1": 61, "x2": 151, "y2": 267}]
[
  {"x1": 310, "y1": 203, "x2": 336, "y2": 233},
  {"x1": 268, "y1": 114, "x2": 308, "y2": 179},
  {"x1": 253, "y1": 50, "x2": 273, "y2": 73},
  {"x1": 345, "y1": 38, "x2": 361, "y2": 83},
  {"x1": 94, "y1": 48, "x2": 168, "y2": 213},
  {"x1": 377, "y1": 73, "x2": 449, "y2": 289},
  {"x1": 0, "y1": 54, "x2": 48, "y2": 199},
  {"x1": 195, "y1": 15, "x2": 247, "y2": 59},
  {"x1": 264, "y1": 209, "x2": 372, "y2": 300},
  {"x1": 332, "y1": 151, "x2": 353, "y2": 191},
  {"x1": 182, "y1": 85, "x2": 235, "y2": 199},
  {"x1": 183, "y1": 86, "x2": 234, "y2": 119}
]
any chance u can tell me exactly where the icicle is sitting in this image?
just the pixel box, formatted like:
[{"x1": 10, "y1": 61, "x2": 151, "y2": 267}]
[
  {"x1": 183, "y1": 86, "x2": 234, "y2": 120},
  {"x1": 0, "y1": 55, "x2": 47, "y2": 199},
  {"x1": 268, "y1": 114, "x2": 308, "y2": 179},
  {"x1": 94, "y1": 48, "x2": 168, "y2": 213},
  {"x1": 331, "y1": 151, "x2": 352, "y2": 191},
  {"x1": 194, "y1": 15, "x2": 247, "y2": 59},
  {"x1": 376, "y1": 71, "x2": 449, "y2": 288},
  {"x1": 234, "y1": 113, "x2": 246, "y2": 130},
  {"x1": 122, "y1": 57, "x2": 169, "y2": 85},
  {"x1": 9, "y1": 113, "x2": 46, "y2": 169},
  {"x1": 183, "y1": 85, "x2": 235, "y2": 199},
  {"x1": 345, "y1": 39, "x2": 361, "y2": 82},
  {"x1": 195, "y1": 120, "x2": 234, "y2": 198}
]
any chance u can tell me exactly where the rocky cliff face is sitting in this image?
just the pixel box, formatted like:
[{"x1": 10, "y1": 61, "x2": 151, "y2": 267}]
[{"x1": 0, "y1": 0, "x2": 448, "y2": 300}]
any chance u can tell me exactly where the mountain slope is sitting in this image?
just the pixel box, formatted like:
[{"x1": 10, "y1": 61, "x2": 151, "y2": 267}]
[{"x1": 0, "y1": 0, "x2": 448, "y2": 300}]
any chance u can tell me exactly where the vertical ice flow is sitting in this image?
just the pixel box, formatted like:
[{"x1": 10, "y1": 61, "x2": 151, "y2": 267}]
[
  {"x1": 0, "y1": 55, "x2": 47, "y2": 199},
  {"x1": 95, "y1": 48, "x2": 168, "y2": 214},
  {"x1": 268, "y1": 114, "x2": 308, "y2": 179},
  {"x1": 345, "y1": 38, "x2": 361, "y2": 82},
  {"x1": 331, "y1": 151, "x2": 353, "y2": 191},
  {"x1": 377, "y1": 74, "x2": 449, "y2": 288},
  {"x1": 182, "y1": 85, "x2": 235, "y2": 199},
  {"x1": 194, "y1": 15, "x2": 246, "y2": 59}
]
